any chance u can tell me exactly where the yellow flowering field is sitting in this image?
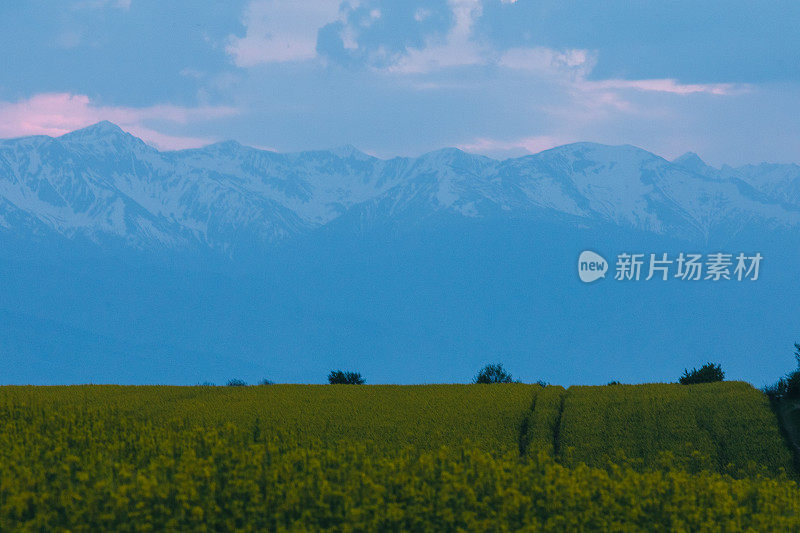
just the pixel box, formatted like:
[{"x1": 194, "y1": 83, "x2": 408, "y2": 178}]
[
  {"x1": 0, "y1": 382, "x2": 797, "y2": 530},
  {"x1": 559, "y1": 382, "x2": 794, "y2": 476}
]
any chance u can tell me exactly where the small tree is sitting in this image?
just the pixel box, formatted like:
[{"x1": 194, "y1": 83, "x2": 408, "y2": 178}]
[
  {"x1": 679, "y1": 363, "x2": 724, "y2": 385},
  {"x1": 474, "y1": 363, "x2": 513, "y2": 384},
  {"x1": 258, "y1": 378, "x2": 274, "y2": 385},
  {"x1": 226, "y1": 378, "x2": 247, "y2": 387},
  {"x1": 328, "y1": 370, "x2": 365, "y2": 385}
]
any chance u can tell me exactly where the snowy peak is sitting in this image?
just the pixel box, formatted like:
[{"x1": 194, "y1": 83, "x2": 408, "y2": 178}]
[
  {"x1": 58, "y1": 121, "x2": 149, "y2": 153},
  {"x1": 60, "y1": 121, "x2": 129, "y2": 141},
  {"x1": 196, "y1": 140, "x2": 250, "y2": 157},
  {"x1": 673, "y1": 152, "x2": 710, "y2": 173},
  {"x1": 329, "y1": 144, "x2": 372, "y2": 160},
  {"x1": 0, "y1": 125, "x2": 798, "y2": 253},
  {"x1": 539, "y1": 142, "x2": 658, "y2": 161}
]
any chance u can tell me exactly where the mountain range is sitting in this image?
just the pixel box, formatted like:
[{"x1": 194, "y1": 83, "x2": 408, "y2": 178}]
[
  {"x1": 1, "y1": 121, "x2": 799, "y2": 252},
  {"x1": 0, "y1": 122, "x2": 798, "y2": 386}
]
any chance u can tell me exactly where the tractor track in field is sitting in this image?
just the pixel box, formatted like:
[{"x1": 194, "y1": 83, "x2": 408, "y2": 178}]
[
  {"x1": 552, "y1": 391, "x2": 566, "y2": 458},
  {"x1": 517, "y1": 393, "x2": 536, "y2": 456},
  {"x1": 516, "y1": 386, "x2": 568, "y2": 459},
  {"x1": 776, "y1": 400, "x2": 800, "y2": 473}
]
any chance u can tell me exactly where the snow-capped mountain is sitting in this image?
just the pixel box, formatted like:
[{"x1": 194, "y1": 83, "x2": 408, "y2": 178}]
[
  {"x1": 2, "y1": 122, "x2": 799, "y2": 387},
  {"x1": 0, "y1": 121, "x2": 797, "y2": 253}
]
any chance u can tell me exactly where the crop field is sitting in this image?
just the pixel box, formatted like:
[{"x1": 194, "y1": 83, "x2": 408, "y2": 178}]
[
  {"x1": 0, "y1": 384, "x2": 537, "y2": 453},
  {"x1": 519, "y1": 384, "x2": 565, "y2": 456},
  {"x1": 558, "y1": 382, "x2": 795, "y2": 476},
  {"x1": 0, "y1": 382, "x2": 798, "y2": 530}
]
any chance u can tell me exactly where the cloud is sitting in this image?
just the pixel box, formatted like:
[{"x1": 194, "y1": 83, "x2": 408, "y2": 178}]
[
  {"x1": 498, "y1": 47, "x2": 595, "y2": 79},
  {"x1": 387, "y1": 0, "x2": 485, "y2": 73},
  {"x1": 0, "y1": 93, "x2": 239, "y2": 150},
  {"x1": 320, "y1": 2, "x2": 590, "y2": 77},
  {"x1": 586, "y1": 78, "x2": 744, "y2": 96},
  {"x1": 226, "y1": 0, "x2": 343, "y2": 66},
  {"x1": 313, "y1": 0, "x2": 750, "y2": 115}
]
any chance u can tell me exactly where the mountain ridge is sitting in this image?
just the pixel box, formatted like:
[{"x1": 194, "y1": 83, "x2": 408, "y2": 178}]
[{"x1": 1, "y1": 122, "x2": 799, "y2": 254}]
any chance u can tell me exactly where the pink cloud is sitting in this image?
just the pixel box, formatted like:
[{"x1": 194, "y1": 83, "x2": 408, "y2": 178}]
[
  {"x1": 587, "y1": 78, "x2": 744, "y2": 96},
  {"x1": 0, "y1": 93, "x2": 239, "y2": 150}
]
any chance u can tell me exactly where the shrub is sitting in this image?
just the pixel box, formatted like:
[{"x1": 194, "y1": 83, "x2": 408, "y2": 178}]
[
  {"x1": 259, "y1": 379, "x2": 274, "y2": 386},
  {"x1": 474, "y1": 363, "x2": 513, "y2": 384},
  {"x1": 328, "y1": 370, "x2": 365, "y2": 385},
  {"x1": 226, "y1": 378, "x2": 247, "y2": 387},
  {"x1": 785, "y1": 370, "x2": 800, "y2": 399},
  {"x1": 679, "y1": 363, "x2": 724, "y2": 385},
  {"x1": 763, "y1": 378, "x2": 788, "y2": 398}
]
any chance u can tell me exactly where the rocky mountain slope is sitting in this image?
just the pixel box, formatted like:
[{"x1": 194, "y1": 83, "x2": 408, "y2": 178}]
[{"x1": 0, "y1": 122, "x2": 797, "y2": 253}]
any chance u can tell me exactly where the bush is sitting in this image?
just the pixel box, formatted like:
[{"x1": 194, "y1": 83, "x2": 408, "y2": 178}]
[
  {"x1": 763, "y1": 342, "x2": 800, "y2": 399},
  {"x1": 259, "y1": 379, "x2": 274, "y2": 386},
  {"x1": 763, "y1": 372, "x2": 800, "y2": 399},
  {"x1": 328, "y1": 370, "x2": 365, "y2": 385},
  {"x1": 763, "y1": 378, "x2": 788, "y2": 398},
  {"x1": 785, "y1": 370, "x2": 800, "y2": 399},
  {"x1": 679, "y1": 363, "x2": 724, "y2": 385},
  {"x1": 226, "y1": 379, "x2": 247, "y2": 387},
  {"x1": 474, "y1": 363, "x2": 513, "y2": 384}
]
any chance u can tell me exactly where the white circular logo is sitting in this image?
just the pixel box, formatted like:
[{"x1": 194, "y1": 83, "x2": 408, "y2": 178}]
[{"x1": 578, "y1": 250, "x2": 608, "y2": 283}]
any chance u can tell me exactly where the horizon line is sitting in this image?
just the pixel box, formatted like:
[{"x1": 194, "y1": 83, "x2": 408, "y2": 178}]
[{"x1": 2, "y1": 120, "x2": 796, "y2": 169}]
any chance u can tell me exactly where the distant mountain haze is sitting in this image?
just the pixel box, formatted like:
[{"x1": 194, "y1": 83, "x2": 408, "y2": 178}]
[{"x1": 0, "y1": 123, "x2": 797, "y2": 386}]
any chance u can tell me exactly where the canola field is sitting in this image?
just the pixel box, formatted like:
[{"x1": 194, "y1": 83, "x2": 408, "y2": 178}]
[
  {"x1": 0, "y1": 382, "x2": 798, "y2": 531},
  {"x1": 558, "y1": 382, "x2": 795, "y2": 476}
]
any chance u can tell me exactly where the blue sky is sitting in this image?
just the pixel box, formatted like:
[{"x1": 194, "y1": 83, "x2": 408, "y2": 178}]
[{"x1": 1, "y1": 0, "x2": 798, "y2": 165}]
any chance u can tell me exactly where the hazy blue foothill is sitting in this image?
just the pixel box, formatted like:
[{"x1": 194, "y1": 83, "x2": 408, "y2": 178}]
[{"x1": 0, "y1": 123, "x2": 798, "y2": 386}]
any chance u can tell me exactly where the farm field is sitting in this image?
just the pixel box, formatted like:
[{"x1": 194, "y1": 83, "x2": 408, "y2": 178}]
[
  {"x1": 0, "y1": 384, "x2": 537, "y2": 453},
  {"x1": 0, "y1": 382, "x2": 798, "y2": 530},
  {"x1": 558, "y1": 382, "x2": 795, "y2": 476}
]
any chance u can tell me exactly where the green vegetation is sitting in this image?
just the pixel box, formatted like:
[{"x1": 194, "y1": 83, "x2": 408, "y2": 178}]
[
  {"x1": 559, "y1": 382, "x2": 794, "y2": 476},
  {"x1": 679, "y1": 362, "x2": 725, "y2": 384},
  {"x1": 519, "y1": 385, "x2": 565, "y2": 456},
  {"x1": 765, "y1": 343, "x2": 800, "y2": 399},
  {"x1": 473, "y1": 363, "x2": 514, "y2": 384},
  {"x1": 0, "y1": 384, "x2": 536, "y2": 454},
  {"x1": 0, "y1": 381, "x2": 796, "y2": 530},
  {"x1": 327, "y1": 370, "x2": 366, "y2": 385}
]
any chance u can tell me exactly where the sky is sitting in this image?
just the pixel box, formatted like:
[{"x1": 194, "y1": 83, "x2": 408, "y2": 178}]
[{"x1": 1, "y1": 0, "x2": 799, "y2": 166}]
